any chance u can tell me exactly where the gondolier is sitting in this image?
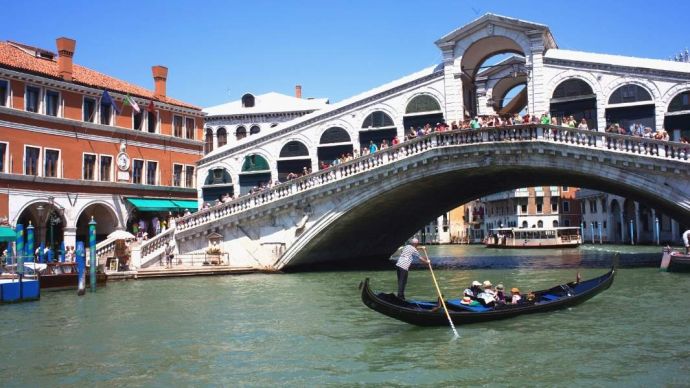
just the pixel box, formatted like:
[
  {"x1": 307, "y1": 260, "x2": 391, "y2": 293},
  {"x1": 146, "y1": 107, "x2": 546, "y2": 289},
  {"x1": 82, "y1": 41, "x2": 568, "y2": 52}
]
[{"x1": 395, "y1": 238, "x2": 430, "y2": 300}]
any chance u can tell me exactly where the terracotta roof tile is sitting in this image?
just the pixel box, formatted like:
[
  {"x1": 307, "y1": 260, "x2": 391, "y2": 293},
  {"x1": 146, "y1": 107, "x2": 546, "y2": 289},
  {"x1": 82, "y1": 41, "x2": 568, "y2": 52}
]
[{"x1": 0, "y1": 41, "x2": 200, "y2": 111}]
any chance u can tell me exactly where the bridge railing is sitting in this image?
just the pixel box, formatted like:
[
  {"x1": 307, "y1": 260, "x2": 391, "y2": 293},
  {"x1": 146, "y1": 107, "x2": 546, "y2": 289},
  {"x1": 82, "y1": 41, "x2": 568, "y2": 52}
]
[{"x1": 174, "y1": 124, "x2": 689, "y2": 233}]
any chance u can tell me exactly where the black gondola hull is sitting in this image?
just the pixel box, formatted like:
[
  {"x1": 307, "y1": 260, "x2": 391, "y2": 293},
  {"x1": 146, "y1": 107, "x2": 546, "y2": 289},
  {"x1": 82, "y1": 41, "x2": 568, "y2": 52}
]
[{"x1": 360, "y1": 268, "x2": 615, "y2": 326}]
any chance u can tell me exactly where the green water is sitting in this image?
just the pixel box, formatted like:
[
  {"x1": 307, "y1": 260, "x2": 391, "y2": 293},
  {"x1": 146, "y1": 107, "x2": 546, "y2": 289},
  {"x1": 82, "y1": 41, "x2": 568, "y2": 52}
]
[{"x1": 1, "y1": 245, "x2": 689, "y2": 386}]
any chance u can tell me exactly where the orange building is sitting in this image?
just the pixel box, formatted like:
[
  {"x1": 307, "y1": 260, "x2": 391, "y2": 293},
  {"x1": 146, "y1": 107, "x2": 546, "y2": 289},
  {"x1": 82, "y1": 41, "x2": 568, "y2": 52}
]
[{"x1": 0, "y1": 38, "x2": 204, "y2": 249}]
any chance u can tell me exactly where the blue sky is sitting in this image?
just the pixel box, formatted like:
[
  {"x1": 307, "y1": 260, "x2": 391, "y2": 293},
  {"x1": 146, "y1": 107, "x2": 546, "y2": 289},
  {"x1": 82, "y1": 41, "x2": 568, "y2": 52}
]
[{"x1": 5, "y1": 0, "x2": 688, "y2": 107}]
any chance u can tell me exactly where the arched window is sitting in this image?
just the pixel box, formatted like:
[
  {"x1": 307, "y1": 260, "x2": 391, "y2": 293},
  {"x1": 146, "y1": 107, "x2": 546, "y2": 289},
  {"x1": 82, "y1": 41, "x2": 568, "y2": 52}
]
[
  {"x1": 250, "y1": 125, "x2": 260, "y2": 135},
  {"x1": 362, "y1": 111, "x2": 394, "y2": 128},
  {"x1": 405, "y1": 95, "x2": 441, "y2": 114},
  {"x1": 204, "y1": 168, "x2": 232, "y2": 185},
  {"x1": 217, "y1": 127, "x2": 227, "y2": 148},
  {"x1": 241, "y1": 155, "x2": 270, "y2": 172},
  {"x1": 279, "y1": 141, "x2": 309, "y2": 158},
  {"x1": 552, "y1": 79, "x2": 594, "y2": 100},
  {"x1": 522, "y1": 221, "x2": 528, "y2": 228},
  {"x1": 204, "y1": 128, "x2": 213, "y2": 154},
  {"x1": 668, "y1": 91, "x2": 690, "y2": 112},
  {"x1": 608, "y1": 85, "x2": 652, "y2": 105},
  {"x1": 241, "y1": 93, "x2": 255, "y2": 108},
  {"x1": 537, "y1": 220, "x2": 544, "y2": 228},
  {"x1": 552, "y1": 220, "x2": 559, "y2": 227},
  {"x1": 236, "y1": 126, "x2": 247, "y2": 141},
  {"x1": 320, "y1": 127, "x2": 351, "y2": 144}
]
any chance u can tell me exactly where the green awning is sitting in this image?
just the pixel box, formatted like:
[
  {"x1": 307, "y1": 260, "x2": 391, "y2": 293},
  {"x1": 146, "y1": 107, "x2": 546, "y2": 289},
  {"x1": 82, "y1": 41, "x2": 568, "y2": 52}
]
[
  {"x1": 127, "y1": 198, "x2": 198, "y2": 212},
  {"x1": 0, "y1": 226, "x2": 16, "y2": 242}
]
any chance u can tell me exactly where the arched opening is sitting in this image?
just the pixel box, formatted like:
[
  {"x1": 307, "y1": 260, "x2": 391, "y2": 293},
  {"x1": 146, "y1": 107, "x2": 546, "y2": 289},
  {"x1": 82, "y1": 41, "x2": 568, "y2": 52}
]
[
  {"x1": 359, "y1": 111, "x2": 397, "y2": 150},
  {"x1": 521, "y1": 220, "x2": 528, "y2": 228},
  {"x1": 537, "y1": 220, "x2": 544, "y2": 228},
  {"x1": 605, "y1": 84, "x2": 655, "y2": 132},
  {"x1": 202, "y1": 168, "x2": 233, "y2": 203},
  {"x1": 15, "y1": 201, "x2": 66, "y2": 259},
  {"x1": 76, "y1": 203, "x2": 118, "y2": 245},
  {"x1": 460, "y1": 37, "x2": 526, "y2": 118},
  {"x1": 550, "y1": 79, "x2": 597, "y2": 129},
  {"x1": 217, "y1": 127, "x2": 227, "y2": 148},
  {"x1": 496, "y1": 82, "x2": 527, "y2": 115},
  {"x1": 317, "y1": 127, "x2": 353, "y2": 168},
  {"x1": 277, "y1": 141, "x2": 311, "y2": 181},
  {"x1": 239, "y1": 155, "x2": 271, "y2": 195},
  {"x1": 250, "y1": 125, "x2": 260, "y2": 135},
  {"x1": 403, "y1": 95, "x2": 444, "y2": 132},
  {"x1": 204, "y1": 128, "x2": 214, "y2": 154},
  {"x1": 241, "y1": 93, "x2": 255, "y2": 108},
  {"x1": 664, "y1": 90, "x2": 690, "y2": 141},
  {"x1": 552, "y1": 220, "x2": 559, "y2": 227},
  {"x1": 236, "y1": 126, "x2": 247, "y2": 141}
]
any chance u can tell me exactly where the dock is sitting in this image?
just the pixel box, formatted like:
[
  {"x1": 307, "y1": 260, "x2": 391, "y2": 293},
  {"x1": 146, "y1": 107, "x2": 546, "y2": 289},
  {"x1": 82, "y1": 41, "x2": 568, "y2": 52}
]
[{"x1": 105, "y1": 264, "x2": 266, "y2": 281}]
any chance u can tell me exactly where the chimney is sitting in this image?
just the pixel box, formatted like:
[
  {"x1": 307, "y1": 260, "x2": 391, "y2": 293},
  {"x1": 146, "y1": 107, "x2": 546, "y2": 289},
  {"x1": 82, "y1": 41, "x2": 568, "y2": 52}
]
[
  {"x1": 56, "y1": 37, "x2": 76, "y2": 81},
  {"x1": 295, "y1": 84, "x2": 302, "y2": 99},
  {"x1": 152, "y1": 65, "x2": 168, "y2": 99}
]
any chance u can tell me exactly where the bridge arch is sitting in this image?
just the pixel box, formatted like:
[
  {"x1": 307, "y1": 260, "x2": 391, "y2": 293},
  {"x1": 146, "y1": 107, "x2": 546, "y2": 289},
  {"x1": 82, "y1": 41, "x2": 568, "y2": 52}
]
[{"x1": 274, "y1": 141, "x2": 690, "y2": 269}]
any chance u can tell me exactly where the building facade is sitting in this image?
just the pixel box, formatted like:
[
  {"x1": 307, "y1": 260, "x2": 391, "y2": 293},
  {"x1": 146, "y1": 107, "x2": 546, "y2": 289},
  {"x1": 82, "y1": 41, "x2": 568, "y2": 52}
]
[{"x1": 0, "y1": 38, "x2": 204, "y2": 249}]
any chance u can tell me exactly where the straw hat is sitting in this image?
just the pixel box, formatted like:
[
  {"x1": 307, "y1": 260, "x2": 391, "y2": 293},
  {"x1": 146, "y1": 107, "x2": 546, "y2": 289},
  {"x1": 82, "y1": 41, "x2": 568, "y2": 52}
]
[
  {"x1": 460, "y1": 296, "x2": 472, "y2": 305},
  {"x1": 471, "y1": 280, "x2": 481, "y2": 287},
  {"x1": 483, "y1": 280, "x2": 492, "y2": 288},
  {"x1": 511, "y1": 287, "x2": 520, "y2": 294}
]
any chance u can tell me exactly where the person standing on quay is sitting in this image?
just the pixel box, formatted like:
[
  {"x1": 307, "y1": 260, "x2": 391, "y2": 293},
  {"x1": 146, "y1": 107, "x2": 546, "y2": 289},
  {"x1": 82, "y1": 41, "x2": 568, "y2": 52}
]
[{"x1": 395, "y1": 238, "x2": 430, "y2": 300}]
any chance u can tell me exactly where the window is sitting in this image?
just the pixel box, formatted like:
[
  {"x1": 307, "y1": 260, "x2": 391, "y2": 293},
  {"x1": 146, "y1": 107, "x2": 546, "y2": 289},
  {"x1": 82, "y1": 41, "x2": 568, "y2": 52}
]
[
  {"x1": 173, "y1": 115, "x2": 183, "y2": 137},
  {"x1": 235, "y1": 126, "x2": 247, "y2": 141},
  {"x1": 217, "y1": 128, "x2": 227, "y2": 147},
  {"x1": 536, "y1": 202, "x2": 543, "y2": 214},
  {"x1": 44, "y1": 149, "x2": 59, "y2": 177},
  {"x1": 551, "y1": 202, "x2": 558, "y2": 212},
  {"x1": 589, "y1": 199, "x2": 597, "y2": 213},
  {"x1": 173, "y1": 164, "x2": 183, "y2": 187},
  {"x1": 26, "y1": 86, "x2": 40, "y2": 113},
  {"x1": 146, "y1": 161, "x2": 157, "y2": 185},
  {"x1": 561, "y1": 186, "x2": 569, "y2": 192},
  {"x1": 250, "y1": 125, "x2": 260, "y2": 135},
  {"x1": 521, "y1": 204, "x2": 527, "y2": 214},
  {"x1": 563, "y1": 201, "x2": 570, "y2": 212},
  {"x1": 185, "y1": 165, "x2": 194, "y2": 188},
  {"x1": 362, "y1": 111, "x2": 394, "y2": 128},
  {"x1": 205, "y1": 128, "x2": 214, "y2": 154},
  {"x1": 241, "y1": 93, "x2": 255, "y2": 107},
  {"x1": 601, "y1": 199, "x2": 608, "y2": 213},
  {"x1": 45, "y1": 90, "x2": 59, "y2": 117},
  {"x1": 0, "y1": 80, "x2": 8, "y2": 107},
  {"x1": 405, "y1": 95, "x2": 441, "y2": 114},
  {"x1": 147, "y1": 111, "x2": 157, "y2": 133},
  {"x1": 83, "y1": 97, "x2": 96, "y2": 122},
  {"x1": 100, "y1": 99, "x2": 112, "y2": 125},
  {"x1": 25, "y1": 146, "x2": 40, "y2": 176},
  {"x1": 608, "y1": 85, "x2": 652, "y2": 105},
  {"x1": 132, "y1": 160, "x2": 144, "y2": 184},
  {"x1": 100, "y1": 155, "x2": 112, "y2": 182},
  {"x1": 133, "y1": 110, "x2": 143, "y2": 130},
  {"x1": 564, "y1": 219, "x2": 571, "y2": 227},
  {"x1": 185, "y1": 117, "x2": 195, "y2": 139},
  {"x1": 552, "y1": 79, "x2": 594, "y2": 100},
  {"x1": 537, "y1": 220, "x2": 544, "y2": 228},
  {"x1": 83, "y1": 154, "x2": 96, "y2": 180},
  {"x1": 0, "y1": 142, "x2": 6, "y2": 173}
]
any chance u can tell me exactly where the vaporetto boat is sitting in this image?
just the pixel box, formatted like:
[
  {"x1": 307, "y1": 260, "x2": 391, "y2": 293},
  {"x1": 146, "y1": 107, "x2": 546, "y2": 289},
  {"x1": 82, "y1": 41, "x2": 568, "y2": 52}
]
[{"x1": 485, "y1": 227, "x2": 582, "y2": 248}]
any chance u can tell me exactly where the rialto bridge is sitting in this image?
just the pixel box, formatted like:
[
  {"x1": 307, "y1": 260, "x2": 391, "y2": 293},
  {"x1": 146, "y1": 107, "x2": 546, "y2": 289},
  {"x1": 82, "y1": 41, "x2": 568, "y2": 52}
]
[{"x1": 123, "y1": 14, "x2": 690, "y2": 270}]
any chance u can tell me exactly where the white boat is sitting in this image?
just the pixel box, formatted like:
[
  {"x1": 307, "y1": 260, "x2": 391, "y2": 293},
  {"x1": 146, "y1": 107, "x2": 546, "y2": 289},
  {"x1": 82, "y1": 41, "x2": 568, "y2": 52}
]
[{"x1": 485, "y1": 227, "x2": 582, "y2": 248}]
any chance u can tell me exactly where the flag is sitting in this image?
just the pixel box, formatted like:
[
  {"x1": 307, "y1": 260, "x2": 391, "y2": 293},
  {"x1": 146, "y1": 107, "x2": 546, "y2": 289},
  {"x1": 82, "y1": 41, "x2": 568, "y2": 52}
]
[
  {"x1": 147, "y1": 100, "x2": 155, "y2": 113},
  {"x1": 124, "y1": 94, "x2": 140, "y2": 113},
  {"x1": 101, "y1": 90, "x2": 121, "y2": 114}
]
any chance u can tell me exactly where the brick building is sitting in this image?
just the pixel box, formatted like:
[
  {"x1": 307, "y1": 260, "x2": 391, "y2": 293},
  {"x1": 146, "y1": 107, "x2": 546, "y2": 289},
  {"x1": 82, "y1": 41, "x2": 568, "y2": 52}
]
[{"x1": 0, "y1": 38, "x2": 204, "y2": 249}]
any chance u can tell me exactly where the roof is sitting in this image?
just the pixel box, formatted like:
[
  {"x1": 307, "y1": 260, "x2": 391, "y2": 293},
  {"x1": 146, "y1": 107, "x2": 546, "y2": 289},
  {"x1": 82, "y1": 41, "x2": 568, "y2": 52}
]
[
  {"x1": 204, "y1": 92, "x2": 329, "y2": 116},
  {"x1": 0, "y1": 41, "x2": 201, "y2": 110},
  {"x1": 545, "y1": 48, "x2": 690, "y2": 74}
]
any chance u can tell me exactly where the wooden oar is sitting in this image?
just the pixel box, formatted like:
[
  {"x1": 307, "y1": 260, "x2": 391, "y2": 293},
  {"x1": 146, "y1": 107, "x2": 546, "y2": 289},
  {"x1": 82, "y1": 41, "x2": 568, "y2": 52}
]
[{"x1": 421, "y1": 248, "x2": 459, "y2": 338}]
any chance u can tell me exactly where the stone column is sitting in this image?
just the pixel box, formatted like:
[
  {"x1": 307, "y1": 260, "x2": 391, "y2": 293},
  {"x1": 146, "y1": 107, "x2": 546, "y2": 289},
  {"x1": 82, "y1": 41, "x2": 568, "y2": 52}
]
[
  {"x1": 439, "y1": 43, "x2": 464, "y2": 123},
  {"x1": 526, "y1": 34, "x2": 547, "y2": 116},
  {"x1": 634, "y1": 202, "x2": 641, "y2": 243}
]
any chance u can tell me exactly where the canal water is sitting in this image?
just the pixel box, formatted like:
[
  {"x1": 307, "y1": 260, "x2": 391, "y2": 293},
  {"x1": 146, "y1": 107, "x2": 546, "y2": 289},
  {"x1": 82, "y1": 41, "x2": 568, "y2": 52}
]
[{"x1": 2, "y1": 244, "x2": 689, "y2": 386}]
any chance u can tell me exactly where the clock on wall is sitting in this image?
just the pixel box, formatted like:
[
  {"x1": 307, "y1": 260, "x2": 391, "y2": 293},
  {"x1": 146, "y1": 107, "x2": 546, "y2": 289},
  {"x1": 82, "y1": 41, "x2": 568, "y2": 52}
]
[{"x1": 116, "y1": 152, "x2": 130, "y2": 171}]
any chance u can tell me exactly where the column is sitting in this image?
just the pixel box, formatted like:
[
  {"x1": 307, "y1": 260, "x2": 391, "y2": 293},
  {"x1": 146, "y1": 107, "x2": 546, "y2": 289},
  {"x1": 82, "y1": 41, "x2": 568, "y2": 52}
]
[
  {"x1": 634, "y1": 202, "x2": 641, "y2": 243},
  {"x1": 526, "y1": 36, "x2": 547, "y2": 116},
  {"x1": 439, "y1": 43, "x2": 463, "y2": 123}
]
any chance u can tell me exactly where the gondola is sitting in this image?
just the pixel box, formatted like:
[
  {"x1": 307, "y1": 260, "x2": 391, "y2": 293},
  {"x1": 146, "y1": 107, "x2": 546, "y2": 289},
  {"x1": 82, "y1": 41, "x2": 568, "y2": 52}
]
[
  {"x1": 660, "y1": 247, "x2": 690, "y2": 272},
  {"x1": 359, "y1": 267, "x2": 615, "y2": 326}
]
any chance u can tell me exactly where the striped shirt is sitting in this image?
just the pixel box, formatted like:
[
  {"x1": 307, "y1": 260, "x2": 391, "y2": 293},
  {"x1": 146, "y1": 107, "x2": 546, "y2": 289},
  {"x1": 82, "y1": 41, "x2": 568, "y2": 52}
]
[{"x1": 396, "y1": 245, "x2": 421, "y2": 271}]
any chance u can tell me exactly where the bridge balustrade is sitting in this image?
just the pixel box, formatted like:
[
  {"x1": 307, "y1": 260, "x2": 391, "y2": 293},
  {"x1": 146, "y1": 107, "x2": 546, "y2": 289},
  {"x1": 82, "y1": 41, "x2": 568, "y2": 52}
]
[{"x1": 175, "y1": 124, "x2": 689, "y2": 234}]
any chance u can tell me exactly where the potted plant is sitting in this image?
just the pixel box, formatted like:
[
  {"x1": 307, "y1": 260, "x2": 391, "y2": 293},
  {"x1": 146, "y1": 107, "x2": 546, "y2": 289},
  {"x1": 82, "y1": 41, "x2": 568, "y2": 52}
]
[{"x1": 206, "y1": 243, "x2": 222, "y2": 265}]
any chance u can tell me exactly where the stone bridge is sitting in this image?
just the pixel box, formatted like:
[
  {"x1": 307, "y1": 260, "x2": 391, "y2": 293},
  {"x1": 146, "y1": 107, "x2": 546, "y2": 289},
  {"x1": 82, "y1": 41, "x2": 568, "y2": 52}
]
[{"x1": 135, "y1": 124, "x2": 690, "y2": 271}]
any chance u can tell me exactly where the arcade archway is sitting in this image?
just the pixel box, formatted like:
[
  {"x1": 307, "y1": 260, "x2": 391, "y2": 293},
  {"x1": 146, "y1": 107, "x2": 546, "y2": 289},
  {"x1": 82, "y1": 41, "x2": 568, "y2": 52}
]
[
  {"x1": 202, "y1": 167, "x2": 233, "y2": 202},
  {"x1": 550, "y1": 79, "x2": 597, "y2": 129},
  {"x1": 15, "y1": 201, "x2": 66, "y2": 252},
  {"x1": 277, "y1": 140, "x2": 311, "y2": 181},
  {"x1": 239, "y1": 154, "x2": 271, "y2": 195},
  {"x1": 359, "y1": 111, "x2": 396, "y2": 149},
  {"x1": 403, "y1": 95, "x2": 444, "y2": 131},
  {"x1": 664, "y1": 90, "x2": 690, "y2": 141},
  {"x1": 317, "y1": 127, "x2": 353, "y2": 167},
  {"x1": 605, "y1": 84, "x2": 655, "y2": 131},
  {"x1": 76, "y1": 203, "x2": 118, "y2": 244}
]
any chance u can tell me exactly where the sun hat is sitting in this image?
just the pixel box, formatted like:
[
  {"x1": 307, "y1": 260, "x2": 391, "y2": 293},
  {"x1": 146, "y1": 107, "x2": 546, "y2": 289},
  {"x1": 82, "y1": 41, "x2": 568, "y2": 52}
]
[
  {"x1": 496, "y1": 284, "x2": 504, "y2": 290},
  {"x1": 471, "y1": 280, "x2": 481, "y2": 287},
  {"x1": 511, "y1": 287, "x2": 520, "y2": 293},
  {"x1": 461, "y1": 296, "x2": 472, "y2": 305},
  {"x1": 483, "y1": 280, "x2": 492, "y2": 288}
]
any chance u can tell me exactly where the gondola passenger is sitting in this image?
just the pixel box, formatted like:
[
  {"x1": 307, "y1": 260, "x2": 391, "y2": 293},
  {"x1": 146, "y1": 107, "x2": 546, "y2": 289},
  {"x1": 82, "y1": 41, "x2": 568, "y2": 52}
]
[
  {"x1": 495, "y1": 284, "x2": 506, "y2": 304},
  {"x1": 511, "y1": 288, "x2": 522, "y2": 304}
]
